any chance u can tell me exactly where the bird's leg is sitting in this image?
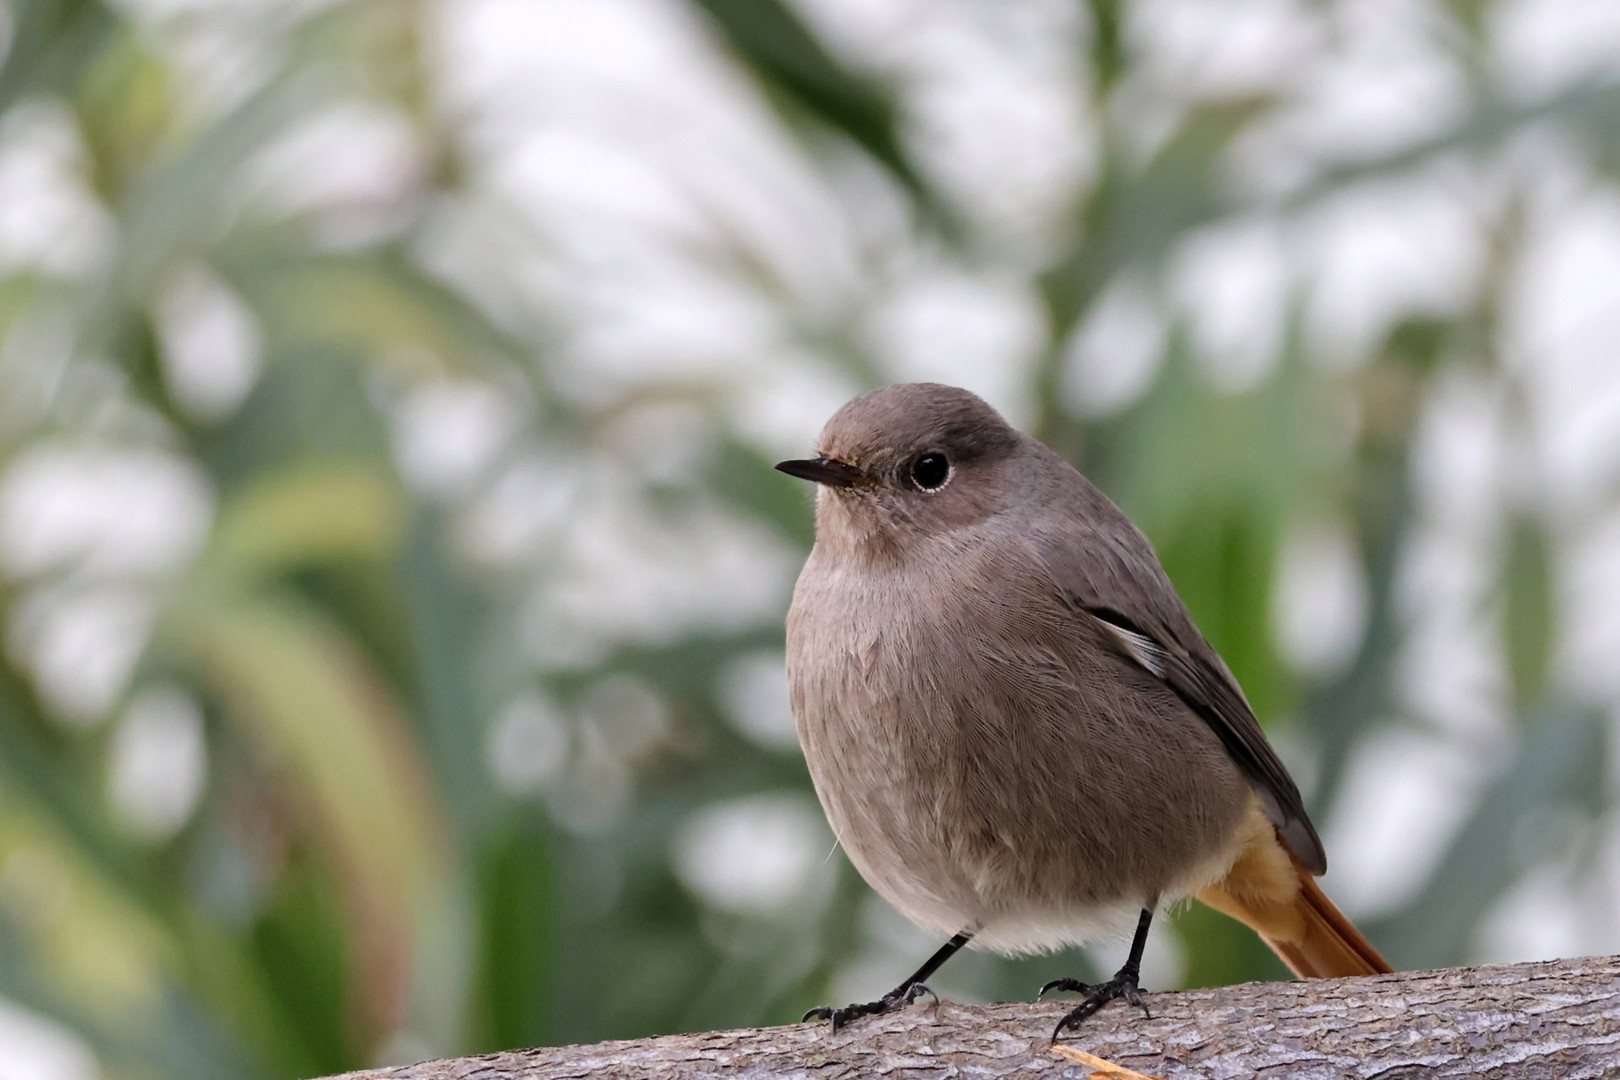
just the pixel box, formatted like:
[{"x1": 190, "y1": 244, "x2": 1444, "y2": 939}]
[
  {"x1": 1041, "y1": 907, "x2": 1155, "y2": 1039},
  {"x1": 803, "y1": 929, "x2": 972, "y2": 1031}
]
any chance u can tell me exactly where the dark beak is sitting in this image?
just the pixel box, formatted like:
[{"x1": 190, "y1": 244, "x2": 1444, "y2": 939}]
[{"x1": 775, "y1": 456, "x2": 865, "y2": 488}]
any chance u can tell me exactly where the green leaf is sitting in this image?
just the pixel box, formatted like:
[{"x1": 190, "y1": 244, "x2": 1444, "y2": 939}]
[
  {"x1": 251, "y1": 857, "x2": 355, "y2": 1073},
  {"x1": 1085, "y1": 0, "x2": 1126, "y2": 98},
  {"x1": 1503, "y1": 515, "x2": 1554, "y2": 714},
  {"x1": 688, "y1": 0, "x2": 942, "y2": 219},
  {"x1": 203, "y1": 460, "x2": 406, "y2": 585},
  {"x1": 471, "y1": 815, "x2": 557, "y2": 1052},
  {"x1": 72, "y1": 24, "x2": 171, "y2": 199},
  {"x1": 1039, "y1": 97, "x2": 1273, "y2": 343},
  {"x1": 0, "y1": 0, "x2": 121, "y2": 117},
  {"x1": 167, "y1": 591, "x2": 466, "y2": 1051}
]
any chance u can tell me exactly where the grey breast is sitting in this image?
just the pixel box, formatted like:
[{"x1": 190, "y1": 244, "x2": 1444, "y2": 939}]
[{"x1": 787, "y1": 513, "x2": 1252, "y2": 940}]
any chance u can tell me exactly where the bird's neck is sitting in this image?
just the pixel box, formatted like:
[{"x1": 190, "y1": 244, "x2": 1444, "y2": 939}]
[{"x1": 814, "y1": 493, "x2": 907, "y2": 566}]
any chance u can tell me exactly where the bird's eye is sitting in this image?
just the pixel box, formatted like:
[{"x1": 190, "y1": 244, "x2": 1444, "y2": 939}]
[{"x1": 909, "y1": 452, "x2": 951, "y2": 491}]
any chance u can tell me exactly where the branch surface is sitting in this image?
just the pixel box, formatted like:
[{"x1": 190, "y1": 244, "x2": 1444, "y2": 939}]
[{"x1": 330, "y1": 955, "x2": 1620, "y2": 1080}]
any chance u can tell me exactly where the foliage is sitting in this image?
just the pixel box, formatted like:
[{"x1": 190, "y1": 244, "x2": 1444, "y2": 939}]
[{"x1": 0, "y1": 0, "x2": 1617, "y2": 1075}]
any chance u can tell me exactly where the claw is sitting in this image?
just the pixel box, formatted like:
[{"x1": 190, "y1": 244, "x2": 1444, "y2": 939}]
[
  {"x1": 897, "y1": 982, "x2": 939, "y2": 1007},
  {"x1": 1038, "y1": 977, "x2": 1089, "y2": 1001},
  {"x1": 803, "y1": 981, "x2": 938, "y2": 1032},
  {"x1": 1046, "y1": 966, "x2": 1151, "y2": 1041}
]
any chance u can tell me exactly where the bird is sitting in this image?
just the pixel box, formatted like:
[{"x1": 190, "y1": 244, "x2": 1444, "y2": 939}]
[{"x1": 776, "y1": 382, "x2": 1391, "y2": 1039}]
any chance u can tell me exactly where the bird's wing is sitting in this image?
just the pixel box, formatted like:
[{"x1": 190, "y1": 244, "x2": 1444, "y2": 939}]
[{"x1": 1027, "y1": 518, "x2": 1327, "y2": 875}]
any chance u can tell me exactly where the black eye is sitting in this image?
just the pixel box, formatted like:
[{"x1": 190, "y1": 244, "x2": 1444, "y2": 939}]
[{"x1": 909, "y1": 452, "x2": 951, "y2": 491}]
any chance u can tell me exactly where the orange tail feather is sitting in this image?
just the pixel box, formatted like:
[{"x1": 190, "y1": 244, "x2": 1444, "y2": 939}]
[{"x1": 1197, "y1": 816, "x2": 1392, "y2": 978}]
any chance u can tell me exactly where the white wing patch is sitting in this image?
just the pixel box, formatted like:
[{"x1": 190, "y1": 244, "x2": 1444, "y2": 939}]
[{"x1": 1095, "y1": 616, "x2": 1169, "y2": 678}]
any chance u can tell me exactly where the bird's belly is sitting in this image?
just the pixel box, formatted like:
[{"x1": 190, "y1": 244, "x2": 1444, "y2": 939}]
[{"x1": 788, "y1": 578, "x2": 1252, "y2": 954}]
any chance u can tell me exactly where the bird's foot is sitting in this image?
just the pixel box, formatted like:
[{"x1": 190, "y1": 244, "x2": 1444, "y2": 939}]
[
  {"x1": 1041, "y1": 965, "x2": 1151, "y2": 1040},
  {"x1": 802, "y1": 981, "x2": 938, "y2": 1032}
]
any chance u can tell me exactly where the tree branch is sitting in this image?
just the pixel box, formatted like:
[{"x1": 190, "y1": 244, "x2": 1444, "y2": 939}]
[{"x1": 329, "y1": 955, "x2": 1620, "y2": 1080}]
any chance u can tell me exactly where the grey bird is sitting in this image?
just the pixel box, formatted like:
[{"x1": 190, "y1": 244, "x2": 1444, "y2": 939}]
[{"x1": 777, "y1": 383, "x2": 1390, "y2": 1038}]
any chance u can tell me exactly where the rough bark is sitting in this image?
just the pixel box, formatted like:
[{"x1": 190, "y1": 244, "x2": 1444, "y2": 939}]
[{"x1": 330, "y1": 955, "x2": 1620, "y2": 1080}]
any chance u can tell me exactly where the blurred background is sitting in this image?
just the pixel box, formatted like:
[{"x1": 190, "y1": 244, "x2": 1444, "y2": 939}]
[{"x1": 2, "y1": 0, "x2": 1620, "y2": 1075}]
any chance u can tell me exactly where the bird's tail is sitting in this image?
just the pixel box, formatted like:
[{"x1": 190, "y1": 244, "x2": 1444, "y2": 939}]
[{"x1": 1196, "y1": 818, "x2": 1392, "y2": 978}]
